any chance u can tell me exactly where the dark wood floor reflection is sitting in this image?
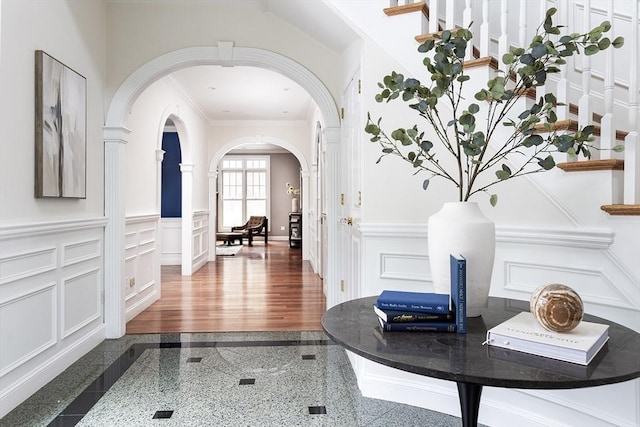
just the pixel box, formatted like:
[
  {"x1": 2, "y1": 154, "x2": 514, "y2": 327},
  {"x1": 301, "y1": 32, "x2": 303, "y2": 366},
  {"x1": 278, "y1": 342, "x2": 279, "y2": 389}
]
[{"x1": 126, "y1": 241, "x2": 326, "y2": 333}]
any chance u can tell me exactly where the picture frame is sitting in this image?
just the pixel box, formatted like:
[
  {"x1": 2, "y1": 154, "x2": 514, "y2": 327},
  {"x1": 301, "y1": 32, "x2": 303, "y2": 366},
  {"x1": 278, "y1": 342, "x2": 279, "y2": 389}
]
[{"x1": 35, "y1": 50, "x2": 87, "y2": 198}]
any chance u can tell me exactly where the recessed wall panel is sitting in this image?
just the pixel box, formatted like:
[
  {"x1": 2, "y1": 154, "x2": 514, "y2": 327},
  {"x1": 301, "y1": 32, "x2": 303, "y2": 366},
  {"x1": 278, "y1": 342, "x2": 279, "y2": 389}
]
[
  {"x1": 62, "y1": 269, "x2": 101, "y2": 338},
  {"x1": 0, "y1": 284, "x2": 56, "y2": 376}
]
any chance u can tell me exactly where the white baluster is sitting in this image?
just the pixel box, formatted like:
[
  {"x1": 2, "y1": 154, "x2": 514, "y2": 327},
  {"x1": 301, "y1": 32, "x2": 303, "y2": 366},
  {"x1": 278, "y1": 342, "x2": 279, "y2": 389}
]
[
  {"x1": 578, "y1": 0, "x2": 593, "y2": 151},
  {"x1": 446, "y1": 0, "x2": 455, "y2": 32},
  {"x1": 556, "y1": 0, "x2": 569, "y2": 121},
  {"x1": 600, "y1": 0, "x2": 615, "y2": 157},
  {"x1": 498, "y1": 0, "x2": 508, "y2": 72},
  {"x1": 518, "y1": 0, "x2": 527, "y2": 48},
  {"x1": 536, "y1": 0, "x2": 548, "y2": 102},
  {"x1": 624, "y1": 0, "x2": 640, "y2": 204},
  {"x1": 429, "y1": 0, "x2": 440, "y2": 34},
  {"x1": 479, "y1": 0, "x2": 489, "y2": 57},
  {"x1": 463, "y1": 0, "x2": 473, "y2": 60}
]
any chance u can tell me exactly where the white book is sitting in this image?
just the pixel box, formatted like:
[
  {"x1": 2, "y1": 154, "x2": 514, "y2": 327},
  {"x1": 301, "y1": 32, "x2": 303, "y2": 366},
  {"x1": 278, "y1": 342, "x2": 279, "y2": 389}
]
[{"x1": 486, "y1": 312, "x2": 609, "y2": 365}]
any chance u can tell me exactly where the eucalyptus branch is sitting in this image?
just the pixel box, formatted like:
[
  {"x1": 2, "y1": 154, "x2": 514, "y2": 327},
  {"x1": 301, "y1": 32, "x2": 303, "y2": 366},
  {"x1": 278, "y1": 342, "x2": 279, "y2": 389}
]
[{"x1": 365, "y1": 8, "x2": 623, "y2": 205}]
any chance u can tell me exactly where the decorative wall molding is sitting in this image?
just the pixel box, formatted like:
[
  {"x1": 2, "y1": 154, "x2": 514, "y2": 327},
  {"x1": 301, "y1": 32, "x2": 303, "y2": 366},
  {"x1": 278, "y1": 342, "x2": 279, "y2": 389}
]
[
  {"x1": 124, "y1": 216, "x2": 161, "y2": 321},
  {"x1": 0, "y1": 219, "x2": 105, "y2": 417}
]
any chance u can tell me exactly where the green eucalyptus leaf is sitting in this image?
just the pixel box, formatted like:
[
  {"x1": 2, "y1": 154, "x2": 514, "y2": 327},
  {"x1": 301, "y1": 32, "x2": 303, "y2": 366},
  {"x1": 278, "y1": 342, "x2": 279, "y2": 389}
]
[
  {"x1": 612, "y1": 145, "x2": 625, "y2": 153},
  {"x1": 532, "y1": 43, "x2": 547, "y2": 59},
  {"x1": 422, "y1": 179, "x2": 430, "y2": 190},
  {"x1": 490, "y1": 194, "x2": 498, "y2": 207},
  {"x1": 612, "y1": 36, "x2": 624, "y2": 48},
  {"x1": 382, "y1": 148, "x2": 393, "y2": 153},
  {"x1": 538, "y1": 155, "x2": 556, "y2": 170},
  {"x1": 502, "y1": 53, "x2": 515, "y2": 64},
  {"x1": 585, "y1": 45, "x2": 600, "y2": 55},
  {"x1": 364, "y1": 123, "x2": 380, "y2": 135},
  {"x1": 469, "y1": 103, "x2": 480, "y2": 114},
  {"x1": 598, "y1": 38, "x2": 611, "y2": 50},
  {"x1": 496, "y1": 170, "x2": 510, "y2": 180}
]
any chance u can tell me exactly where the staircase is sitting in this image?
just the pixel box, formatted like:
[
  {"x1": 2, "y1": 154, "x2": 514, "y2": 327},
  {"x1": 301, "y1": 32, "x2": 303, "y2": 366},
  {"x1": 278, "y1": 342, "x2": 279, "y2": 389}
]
[{"x1": 331, "y1": 0, "x2": 640, "y2": 215}]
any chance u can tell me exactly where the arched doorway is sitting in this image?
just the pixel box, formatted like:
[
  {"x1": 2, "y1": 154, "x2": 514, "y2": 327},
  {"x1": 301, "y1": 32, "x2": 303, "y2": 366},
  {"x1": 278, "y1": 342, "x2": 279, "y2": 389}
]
[{"x1": 103, "y1": 43, "x2": 341, "y2": 338}]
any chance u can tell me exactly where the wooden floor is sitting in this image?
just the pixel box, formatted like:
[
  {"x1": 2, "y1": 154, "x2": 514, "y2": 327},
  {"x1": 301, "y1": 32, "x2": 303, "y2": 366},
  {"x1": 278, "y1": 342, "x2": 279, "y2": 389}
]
[{"x1": 126, "y1": 241, "x2": 326, "y2": 334}]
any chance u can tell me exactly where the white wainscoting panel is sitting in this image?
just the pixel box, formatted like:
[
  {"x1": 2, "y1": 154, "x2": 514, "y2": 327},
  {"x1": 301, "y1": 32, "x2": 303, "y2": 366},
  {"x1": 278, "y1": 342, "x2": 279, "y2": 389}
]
[
  {"x1": 161, "y1": 218, "x2": 181, "y2": 265},
  {"x1": 191, "y1": 211, "x2": 209, "y2": 273},
  {"x1": 356, "y1": 222, "x2": 640, "y2": 426},
  {"x1": 124, "y1": 215, "x2": 160, "y2": 321},
  {"x1": 0, "y1": 218, "x2": 107, "y2": 418}
]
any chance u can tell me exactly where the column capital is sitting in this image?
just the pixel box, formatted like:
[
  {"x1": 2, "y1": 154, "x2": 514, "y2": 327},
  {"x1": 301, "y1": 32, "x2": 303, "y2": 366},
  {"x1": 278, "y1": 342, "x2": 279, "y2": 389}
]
[
  {"x1": 103, "y1": 126, "x2": 131, "y2": 143},
  {"x1": 180, "y1": 163, "x2": 194, "y2": 173}
]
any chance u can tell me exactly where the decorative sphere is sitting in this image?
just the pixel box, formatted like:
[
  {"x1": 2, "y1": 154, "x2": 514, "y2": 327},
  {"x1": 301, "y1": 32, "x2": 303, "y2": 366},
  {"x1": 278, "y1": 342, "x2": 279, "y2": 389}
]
[{"x1": 530, "y1": 284, "x2": 584, "y2": 332}]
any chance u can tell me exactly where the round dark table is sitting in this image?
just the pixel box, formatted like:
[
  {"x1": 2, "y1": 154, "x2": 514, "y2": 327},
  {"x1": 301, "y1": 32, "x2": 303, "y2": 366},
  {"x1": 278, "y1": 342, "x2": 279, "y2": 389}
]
[{"x1": 321, "y1": 296, "x2": 640, "y2": 427}]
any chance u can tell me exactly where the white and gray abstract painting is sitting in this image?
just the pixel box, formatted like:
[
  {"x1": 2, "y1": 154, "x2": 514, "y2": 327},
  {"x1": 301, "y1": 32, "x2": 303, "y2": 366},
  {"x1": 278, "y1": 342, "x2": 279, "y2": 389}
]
[{"x1": 35, "y1": 50, "x2": 86, "y2": 198}]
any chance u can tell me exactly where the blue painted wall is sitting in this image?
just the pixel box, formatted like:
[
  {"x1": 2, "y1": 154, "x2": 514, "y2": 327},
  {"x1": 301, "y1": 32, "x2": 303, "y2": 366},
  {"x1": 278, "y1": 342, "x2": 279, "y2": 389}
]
[{"x1": 161, "y1": 132, "x2": 182, "y2": 217}]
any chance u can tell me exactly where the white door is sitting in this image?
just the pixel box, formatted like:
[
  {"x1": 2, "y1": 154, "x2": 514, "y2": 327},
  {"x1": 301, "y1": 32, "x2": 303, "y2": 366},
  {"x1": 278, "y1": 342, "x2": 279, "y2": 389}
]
[{"x1": 338, "y1": 70, "x2": 362, "y2": 303}]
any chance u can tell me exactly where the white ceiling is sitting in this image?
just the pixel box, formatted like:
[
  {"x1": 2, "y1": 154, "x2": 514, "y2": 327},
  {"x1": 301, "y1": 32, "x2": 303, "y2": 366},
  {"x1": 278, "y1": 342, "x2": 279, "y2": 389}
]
[
  {"x1": 169, "y1": 65, "x2": 314, "y2": 122},
  {"x1": 161, "y1": 0, "x2": 359, "y2": 124}
]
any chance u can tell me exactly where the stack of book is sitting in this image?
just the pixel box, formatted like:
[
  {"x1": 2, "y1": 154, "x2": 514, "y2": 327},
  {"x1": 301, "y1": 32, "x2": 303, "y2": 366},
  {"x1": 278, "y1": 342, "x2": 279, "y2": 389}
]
[
  {"x1": 485, "y1": 311, "x2": 609, "y2": 365},
  {"x1": 374, "y1": 254, "x2": 467, "y2": 334}
]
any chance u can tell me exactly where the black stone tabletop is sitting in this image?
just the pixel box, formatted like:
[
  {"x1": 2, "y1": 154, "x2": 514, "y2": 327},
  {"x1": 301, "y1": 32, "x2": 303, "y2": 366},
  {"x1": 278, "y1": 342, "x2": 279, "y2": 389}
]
[{"x1": 322, "y1": 296, "x2": 640, "y2": 389}]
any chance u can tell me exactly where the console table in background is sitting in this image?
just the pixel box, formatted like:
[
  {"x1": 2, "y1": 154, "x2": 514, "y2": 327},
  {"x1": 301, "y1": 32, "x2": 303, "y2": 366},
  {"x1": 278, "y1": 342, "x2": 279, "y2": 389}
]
[{"x1": 322, "y1": 296, "x2": 640, "y2": 427}]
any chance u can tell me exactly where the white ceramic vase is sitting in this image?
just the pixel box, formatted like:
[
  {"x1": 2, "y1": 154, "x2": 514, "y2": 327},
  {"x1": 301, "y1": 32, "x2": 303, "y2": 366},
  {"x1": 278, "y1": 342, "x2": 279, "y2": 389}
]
[
  {"x1": 291, "y1": 197, "x2": 299, "y2": 213},
  {"x1": 427, "y1": 202, "x2": 495, "y2": 317}
]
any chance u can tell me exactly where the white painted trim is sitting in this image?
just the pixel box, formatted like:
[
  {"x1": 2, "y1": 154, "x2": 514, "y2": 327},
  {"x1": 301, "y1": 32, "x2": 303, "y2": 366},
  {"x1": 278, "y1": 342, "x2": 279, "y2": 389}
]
[{"x1": 0, "y1": 218, "x2": 107, "y2": 240}]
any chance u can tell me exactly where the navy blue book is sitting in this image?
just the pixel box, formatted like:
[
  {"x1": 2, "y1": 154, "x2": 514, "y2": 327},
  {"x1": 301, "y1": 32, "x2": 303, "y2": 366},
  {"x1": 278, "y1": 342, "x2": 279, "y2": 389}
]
[
  {"x1": 376, "y1": 290, "x2": 450, "y2": 314},
  {"x1": 450, "y1": 254, "x2": 467, "y2": 334},
  {"x1": 373, "y1": 305, "x2": 454, "y2": 323},
  {"x1": 378, "y1": 316, "x2": 456, "y2": 332}
]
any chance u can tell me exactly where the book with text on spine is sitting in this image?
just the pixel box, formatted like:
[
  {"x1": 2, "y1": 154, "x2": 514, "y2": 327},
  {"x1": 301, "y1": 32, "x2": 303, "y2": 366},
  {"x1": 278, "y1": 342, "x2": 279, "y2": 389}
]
[
  {"x1": 485, "y1": 312, "x2": 609, "y2": 365},
  {"x1": 378, "y1": 316, "x2": 456, "y2": 332},
  {"x1": 373, "y1": 305, "x2": 454, "y2": 323},
  {"x1": 450, "y1": 254, "x2": 467, "y2": 333},
  {"x1": 375, "y1": 290, "x2": 450, "y2": 314}
]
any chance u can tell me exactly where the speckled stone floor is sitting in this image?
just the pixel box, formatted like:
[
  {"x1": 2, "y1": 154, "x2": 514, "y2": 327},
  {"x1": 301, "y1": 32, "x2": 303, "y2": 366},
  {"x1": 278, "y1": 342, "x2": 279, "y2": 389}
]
[{"x1": 1, "y1": 332, "x2": 471, "y2": 427}]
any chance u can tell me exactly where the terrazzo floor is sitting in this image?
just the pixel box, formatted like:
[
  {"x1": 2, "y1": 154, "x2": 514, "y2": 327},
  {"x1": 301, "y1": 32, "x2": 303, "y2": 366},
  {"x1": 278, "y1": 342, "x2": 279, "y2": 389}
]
[{"x1": 1, "y1": 332, "x2": 477, "y2": 427}]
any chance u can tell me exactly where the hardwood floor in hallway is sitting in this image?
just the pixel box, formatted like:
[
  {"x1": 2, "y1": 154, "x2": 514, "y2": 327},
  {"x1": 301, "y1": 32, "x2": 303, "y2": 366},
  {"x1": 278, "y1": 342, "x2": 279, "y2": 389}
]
[{"x1": 126, "y1": 241, "x2": 326, "y2": 334}]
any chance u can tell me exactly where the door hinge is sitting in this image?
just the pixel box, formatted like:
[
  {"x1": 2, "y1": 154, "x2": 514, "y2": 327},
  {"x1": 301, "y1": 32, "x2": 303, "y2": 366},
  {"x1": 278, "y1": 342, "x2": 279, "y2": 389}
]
[
  {"x1": 358, "y1": 190, "x2": 362, "y2": 206},
  {"x1": 341, "y1": 107, "x2": 344, "y2": 119},
  {"x1": 358, "y1": 79, "x2": 361, "y2": 94},
  {"x1": 340, "y1": 193, "x2": 344, "y2": 205},
  {"x1": 340, "y1": 280, "x2": 345, "y2": 292}
]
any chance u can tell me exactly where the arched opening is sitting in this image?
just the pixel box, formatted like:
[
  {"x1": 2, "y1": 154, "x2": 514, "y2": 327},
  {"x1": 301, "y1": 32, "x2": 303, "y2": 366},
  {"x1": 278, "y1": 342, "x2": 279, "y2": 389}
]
[{"x1": 103, "y1": 44, "x2": 341, "y2": 338}]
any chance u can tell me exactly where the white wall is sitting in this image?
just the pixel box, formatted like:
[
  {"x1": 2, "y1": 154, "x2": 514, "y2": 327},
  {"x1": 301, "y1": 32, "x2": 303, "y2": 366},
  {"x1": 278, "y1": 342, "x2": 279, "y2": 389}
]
[
  {"x1": 105, "y1": 1, "x2": 343, "y2": 116},
  {"x1": 0, "y1": 0, "x2": 106, "y2": 222},
  {"x1": 0, "y1": 0, "x2": 107, "y2": 417}
]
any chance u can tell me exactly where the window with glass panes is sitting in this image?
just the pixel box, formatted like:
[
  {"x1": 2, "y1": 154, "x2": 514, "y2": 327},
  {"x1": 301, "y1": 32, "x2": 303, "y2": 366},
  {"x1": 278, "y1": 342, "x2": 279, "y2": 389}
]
[{"x1": 219, "y1": 157, "x2": 269, "y2": 229}]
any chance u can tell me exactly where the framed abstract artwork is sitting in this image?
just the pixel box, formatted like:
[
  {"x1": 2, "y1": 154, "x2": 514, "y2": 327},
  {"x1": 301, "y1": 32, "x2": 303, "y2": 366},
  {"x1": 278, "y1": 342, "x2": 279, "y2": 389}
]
[{"x1": 35, "y1": 50, "x2": 86, "y2": 198}]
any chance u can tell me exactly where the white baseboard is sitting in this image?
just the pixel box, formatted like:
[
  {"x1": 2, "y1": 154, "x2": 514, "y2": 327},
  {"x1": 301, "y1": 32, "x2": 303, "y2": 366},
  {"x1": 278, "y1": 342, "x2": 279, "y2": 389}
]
[
  {"x1": 0, "y1": 325, "x2": 105, "y2": 418},
  {"x1": 125, "y1": 288, "x2": 159, "y2": 321}
]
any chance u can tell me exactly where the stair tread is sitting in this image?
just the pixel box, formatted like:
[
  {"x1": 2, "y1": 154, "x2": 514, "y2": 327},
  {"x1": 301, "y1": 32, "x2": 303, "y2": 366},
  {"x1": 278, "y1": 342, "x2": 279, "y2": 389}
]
[
  {"x1": 600, "y1": 204, "x2": 640, "y2": 216},
  {"x1": 533, "y1": 119, "x2": 627, "y2": 141},
  {"x1": 557, "y1": 159, "x2": 624, "y2": 172},
  {"x1": 384, "y1": 1, "x2": 427, "y2": 17}
]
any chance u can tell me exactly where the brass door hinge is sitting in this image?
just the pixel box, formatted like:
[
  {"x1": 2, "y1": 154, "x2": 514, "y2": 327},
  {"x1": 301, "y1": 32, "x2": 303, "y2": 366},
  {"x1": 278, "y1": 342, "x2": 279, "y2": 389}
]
[
  {"x1": 358, "y1": 79, "x2": 361, "y2": 94},
  {"x1": 340, "y1": 193, "x2": 344, "y2": 205},
  {"x1": 340, "y1": 280, "x2": 345, "y2": 292},
  {"x1": 341, "y1": 107, "x2": 344, "y2": 119}
]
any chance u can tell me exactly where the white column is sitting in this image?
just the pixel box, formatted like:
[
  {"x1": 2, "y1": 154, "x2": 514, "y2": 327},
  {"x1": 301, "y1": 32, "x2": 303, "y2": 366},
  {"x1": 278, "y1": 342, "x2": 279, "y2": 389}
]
[
  {"x1": 208, "y1": 170, "x2": 218, "y2": 262},
  {"x1": 302, "y1": 170, "x2": 311, "y2": 262},
  {"x1": 103, "y1": 126, "x2": 130, "y2": 338},
  {"x1": 180, "y1": 163, "x2": 194, "y2": 276},
  {"x1": 600, "y1": 0, "x2": 615, "y2": 157},
  {"x1": 156, "y1": 149, "x2": 165, "y2": 212},
  {"x1": 323, "y1": 127, "x2": 340, "y2": 309}
]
